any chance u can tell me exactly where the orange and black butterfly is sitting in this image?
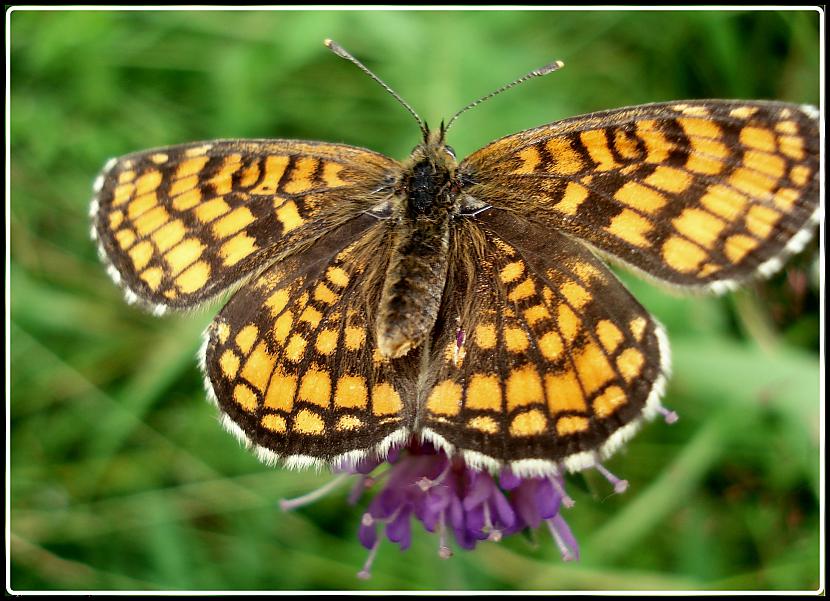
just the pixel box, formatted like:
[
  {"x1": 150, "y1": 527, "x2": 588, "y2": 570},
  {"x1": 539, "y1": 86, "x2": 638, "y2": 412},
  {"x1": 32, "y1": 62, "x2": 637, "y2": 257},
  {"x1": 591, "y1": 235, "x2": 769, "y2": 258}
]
[{"x1": 91, "y1": 40, "x2": 820, "y2": 476}]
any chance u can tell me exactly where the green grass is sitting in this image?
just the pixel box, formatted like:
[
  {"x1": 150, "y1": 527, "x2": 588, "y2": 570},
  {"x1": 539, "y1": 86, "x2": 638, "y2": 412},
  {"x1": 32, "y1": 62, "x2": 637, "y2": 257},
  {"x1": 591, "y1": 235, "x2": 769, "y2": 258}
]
[{"x1": 9, "y1": 8, "x2": 821, "y2": 591}]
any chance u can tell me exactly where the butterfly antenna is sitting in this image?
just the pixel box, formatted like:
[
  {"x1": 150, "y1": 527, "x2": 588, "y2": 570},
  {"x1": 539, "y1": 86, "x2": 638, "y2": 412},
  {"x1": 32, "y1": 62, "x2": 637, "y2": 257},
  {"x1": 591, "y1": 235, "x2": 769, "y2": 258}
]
[
  {"x1": 325, "y1": 39, "x2": 429, "y2": 140},
  {"x1": 443, "y1": 59, "x2": 565, "y2": 134}
]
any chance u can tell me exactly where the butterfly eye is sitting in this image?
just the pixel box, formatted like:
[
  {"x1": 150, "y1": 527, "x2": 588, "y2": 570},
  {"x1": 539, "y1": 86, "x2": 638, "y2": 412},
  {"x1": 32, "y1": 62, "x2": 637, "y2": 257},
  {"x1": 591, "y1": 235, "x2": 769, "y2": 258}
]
[{"x1": 444, "y1": 145, "x2": 456, "y2": 159}]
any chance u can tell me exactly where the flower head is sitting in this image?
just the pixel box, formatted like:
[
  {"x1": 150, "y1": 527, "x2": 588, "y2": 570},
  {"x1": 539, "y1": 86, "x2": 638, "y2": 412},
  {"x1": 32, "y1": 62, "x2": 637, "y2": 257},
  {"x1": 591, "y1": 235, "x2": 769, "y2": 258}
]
[
  {"x1": 279, "y1": 438, "x2": 637, "y2": 579},
  {"x1": 280, "y1": 399, "x2": 680, "y2": 579}
]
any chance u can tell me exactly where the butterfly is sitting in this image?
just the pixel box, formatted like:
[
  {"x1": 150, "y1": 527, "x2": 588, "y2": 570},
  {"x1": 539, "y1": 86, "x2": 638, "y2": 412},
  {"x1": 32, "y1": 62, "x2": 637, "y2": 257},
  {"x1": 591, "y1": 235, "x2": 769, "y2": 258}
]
[{"x1": 90, "y1": 40, "x2": 820, "y2": 477}]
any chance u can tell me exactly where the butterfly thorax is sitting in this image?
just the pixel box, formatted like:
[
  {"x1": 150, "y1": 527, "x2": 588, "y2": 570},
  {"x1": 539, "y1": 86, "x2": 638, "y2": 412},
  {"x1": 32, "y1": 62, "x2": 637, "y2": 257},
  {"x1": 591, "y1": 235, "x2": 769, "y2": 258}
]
[
  {"x1": 376, "y1": 132, "x2": 460, "y2": 359},
  {"x1": 405, "y1": 152, "x2": 457, "y2": 215}
]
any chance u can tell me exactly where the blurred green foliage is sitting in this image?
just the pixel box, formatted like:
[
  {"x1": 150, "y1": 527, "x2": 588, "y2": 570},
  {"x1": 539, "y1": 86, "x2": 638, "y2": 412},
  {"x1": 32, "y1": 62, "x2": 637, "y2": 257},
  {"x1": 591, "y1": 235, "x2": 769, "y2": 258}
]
[{"x1": 9, "y1": 8, "x2": 820, "y2": 591}]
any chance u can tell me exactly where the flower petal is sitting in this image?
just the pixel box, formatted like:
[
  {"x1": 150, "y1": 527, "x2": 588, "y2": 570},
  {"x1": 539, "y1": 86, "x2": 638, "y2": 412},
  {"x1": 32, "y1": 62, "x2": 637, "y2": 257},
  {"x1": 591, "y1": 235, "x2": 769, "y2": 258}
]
[
  {"x1": 358, "y1": 516, "x2": 377, "y2": 550},
  {"x1": 490, "y1": 490, "x2": 516, "y2": 528},
  {"x1": 534, "y1": 478, "x2": 561, "y2": 519},
  {"x1": 513, "y1": 481, "x2": 541, "y2": 528},
  {"x1": 462, "y1": 471, "x2": 494, "y2": 510},
  {"x1": 499, "y1": 469, "x2": 522, "y2": 490},
  {"x1": 386, "y1": 507, "x2": 413, "y2": 550}
]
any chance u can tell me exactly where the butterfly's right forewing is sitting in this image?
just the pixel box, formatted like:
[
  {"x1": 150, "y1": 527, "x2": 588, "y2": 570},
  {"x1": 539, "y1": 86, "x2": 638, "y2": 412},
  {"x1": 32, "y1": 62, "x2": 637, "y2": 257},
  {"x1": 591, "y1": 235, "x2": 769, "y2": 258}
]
[{"x1": 460, "y1": 100, "x2": 819, "y2": 294}]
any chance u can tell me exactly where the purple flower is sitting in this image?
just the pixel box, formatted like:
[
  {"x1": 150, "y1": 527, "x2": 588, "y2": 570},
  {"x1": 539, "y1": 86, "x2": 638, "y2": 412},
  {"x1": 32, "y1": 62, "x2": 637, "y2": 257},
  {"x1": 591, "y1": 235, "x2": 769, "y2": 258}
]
[
  {"x1": 277, "y1": 401, "x2": 681, "y2": 578},
  {"x1": 278, "y1": 439, "x2": 643, "y2": 579}
]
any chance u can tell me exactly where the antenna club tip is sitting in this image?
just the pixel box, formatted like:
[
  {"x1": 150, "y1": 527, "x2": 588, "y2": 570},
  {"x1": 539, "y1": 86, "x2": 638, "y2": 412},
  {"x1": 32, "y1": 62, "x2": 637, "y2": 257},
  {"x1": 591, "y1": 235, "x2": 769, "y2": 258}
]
[
  {"x1": 535, "y1": 60, "x2": 565, "y2": 76},
  {"x1": 324, "y1": 39, "x2": 350, "y2": 59}
]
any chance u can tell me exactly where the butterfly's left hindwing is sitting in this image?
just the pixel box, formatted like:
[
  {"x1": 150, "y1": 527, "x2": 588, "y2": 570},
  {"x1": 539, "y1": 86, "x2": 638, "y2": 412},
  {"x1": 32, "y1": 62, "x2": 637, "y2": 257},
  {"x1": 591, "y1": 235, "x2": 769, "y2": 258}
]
[
  {"x1": 92, "y1": 140, "x2": 398, "y2": 312},
  {"x1": 204, "y1": 215, "x2": 418, "y2": 468},
  {"x1": 460, "y1": 100, "x2": 819, "y2": 294},
  {"x1": 421, "y1": 209, "x2": 669, "y2": 475}
]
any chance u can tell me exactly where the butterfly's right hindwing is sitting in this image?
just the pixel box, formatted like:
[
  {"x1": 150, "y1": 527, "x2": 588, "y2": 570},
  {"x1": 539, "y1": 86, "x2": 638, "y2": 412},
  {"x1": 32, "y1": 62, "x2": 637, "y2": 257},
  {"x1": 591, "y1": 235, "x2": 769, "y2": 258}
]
[{"x1": 420, "y1": 209, "x2": 669, "y2": 475}]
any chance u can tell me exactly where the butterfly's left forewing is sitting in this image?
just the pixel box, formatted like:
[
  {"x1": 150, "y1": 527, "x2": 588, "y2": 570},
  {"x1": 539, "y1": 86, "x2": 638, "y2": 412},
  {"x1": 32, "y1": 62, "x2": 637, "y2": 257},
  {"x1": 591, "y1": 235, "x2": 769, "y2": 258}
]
[{"x1": 92, "y1": 139, "x2": 398, "y2": 312}]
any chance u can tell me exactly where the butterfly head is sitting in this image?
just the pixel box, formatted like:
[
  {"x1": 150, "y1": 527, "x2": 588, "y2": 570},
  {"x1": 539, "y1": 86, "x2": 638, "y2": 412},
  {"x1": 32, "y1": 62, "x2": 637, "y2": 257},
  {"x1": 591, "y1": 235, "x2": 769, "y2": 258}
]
[{"x1": 407, "y1": 124, "x2": 457, "y2": 168}]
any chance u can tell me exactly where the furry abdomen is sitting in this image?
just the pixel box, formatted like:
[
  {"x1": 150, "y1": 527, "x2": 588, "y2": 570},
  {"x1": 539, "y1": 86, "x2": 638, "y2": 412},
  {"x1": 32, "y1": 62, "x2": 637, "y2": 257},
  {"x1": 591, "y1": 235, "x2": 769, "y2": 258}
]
[
  {"x1": 376, "y1": 215, "x2": 451, "y2": 358},
  {"x1": 376, "y1": 155, "x2": 456, "y2": 358}
]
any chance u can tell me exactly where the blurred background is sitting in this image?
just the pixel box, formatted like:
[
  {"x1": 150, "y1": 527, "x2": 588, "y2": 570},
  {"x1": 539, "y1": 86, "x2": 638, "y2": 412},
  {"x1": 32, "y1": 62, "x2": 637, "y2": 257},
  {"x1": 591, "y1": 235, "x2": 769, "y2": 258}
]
[{"x1": 9, "y1": 8, "x2": 821, "y2": 592}]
